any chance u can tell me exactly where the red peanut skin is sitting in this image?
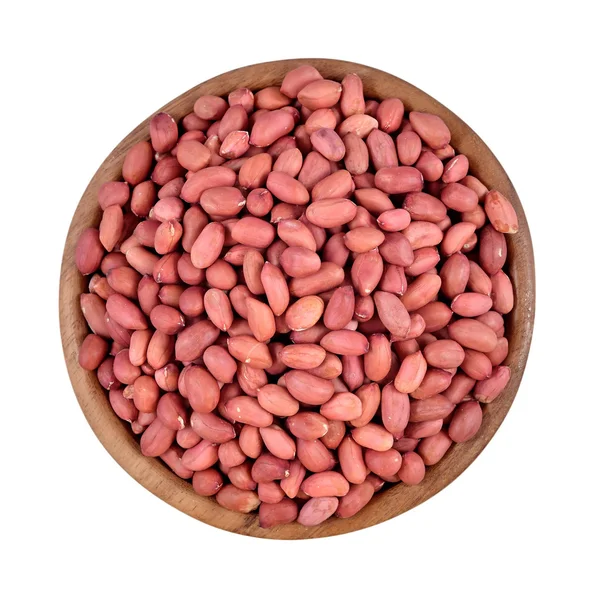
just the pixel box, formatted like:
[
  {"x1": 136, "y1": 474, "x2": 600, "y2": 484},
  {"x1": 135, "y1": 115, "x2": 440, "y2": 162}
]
[
  {"x1": 338, "y1": 436, "x2": 368, "y2": 484},
  {"x1": 251, "y1": 453, "x2": 290, "y2": 483},
  {"x1": 161, "y1": 447, "x2": 193, "y2": 479},
  {"x1": 336, "y1": 482, "x2": 375, "y2": 518},
  {"x1": 474, "y1": 366, "x2": 511, "y2": 402},
  {"x1": 181, "y1": 439, "x2": 219, "y2": 471},
  {"x1": 381, "y1": 384, "x2": 410, "y2": 436},
  {"x1": 364, "y1": 449, "x2": 402, "y2": 479},
  {"x1": 280, "y1": 459, "x2": 306, "y2": 499},
  {"x1": 78, "y1": 334, "x2": 109, "y2": 370},
  {"x1": 393, "y1": 438, "x2": 419, "y2": 452},
  {"x1": 366, "y1": 475, "x2": 386, "y2": 494},
  {"x1": 259, "y1": 498, "x2": 298, "y2": 528},
  {"x1": 216, "y1": 485, "x2": 260, "y2": 513},
  {"x1": 449, "y1": 401, "x2": 483, "y2": 442},
  {"x1": 350, "y1": 383, "x2": 381, "y2": 428},
  {"x1": 297, "y1": 497, "x2": 339, "y2": 526},
  {"x1": 404, "y1": 419, "x2": 444, "y2": 439},
  {"x1": 140, "y1": 419, "x2": 176, "y2": 457},
  {"x1": 320, "y1": 418, "x2": 346, "y2": 450},
  {"x1": 418, "y1": 431, "x2": 453, "y2": 466},
  {"x1": 239, "y1": 425, "x2": 263, "y2": 459},
  {"x1": 301, "y1": 472, "x2": 350, "y2": 497},
  {"x1": 281, "y1": 65, "x2": 323, "y2": 98},
  {"x1": 218, "y1": 440, "x2": 246, "y2": 468},
  {"x1": 398, "y1": 452, "x2": 426, "y2": 485},
  {"x1": 296, "y1": 438, "x2": 335, "y2": 472},
  {"x1": 228, "y1": 462, "x2": 257, "y2": 491},
  {"x1": 109, "y1": 389, "x2": 137, "y2": 422},
  {"x1": 81, "y1": 68, "x2": 517, "y2": 526},
  {"x1": 192, "y1": 469, "x2": 224, "y2": 496},
  {"x1": 258, "y1": 481, "x2": 286, "y2": 504},
  {"x1": 351, "y1": 423, "x2": 394, "y2": 451}
]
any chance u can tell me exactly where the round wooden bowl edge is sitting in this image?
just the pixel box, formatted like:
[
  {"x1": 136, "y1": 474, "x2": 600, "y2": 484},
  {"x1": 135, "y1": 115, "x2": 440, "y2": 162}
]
[{"x1": 59, "y1": 58, "x2": 535, "y2": 540}]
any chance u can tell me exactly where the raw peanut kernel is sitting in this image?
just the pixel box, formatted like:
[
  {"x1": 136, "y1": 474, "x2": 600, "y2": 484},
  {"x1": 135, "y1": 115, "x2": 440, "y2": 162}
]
[{"x1": 77, "y1": 64, "x2": 518, "y2": 528}]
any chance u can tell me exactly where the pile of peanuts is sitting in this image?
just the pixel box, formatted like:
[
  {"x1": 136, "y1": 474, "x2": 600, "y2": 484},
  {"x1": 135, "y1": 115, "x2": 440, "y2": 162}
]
[{"x1": 75, "y1": 64, "x2": 518, "y2": 528}]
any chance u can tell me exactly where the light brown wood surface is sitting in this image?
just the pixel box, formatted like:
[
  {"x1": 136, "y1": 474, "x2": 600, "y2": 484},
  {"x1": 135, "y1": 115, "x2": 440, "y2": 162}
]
[{"x1": 59, "y1": 58, "x2": 535, "y2": 539}]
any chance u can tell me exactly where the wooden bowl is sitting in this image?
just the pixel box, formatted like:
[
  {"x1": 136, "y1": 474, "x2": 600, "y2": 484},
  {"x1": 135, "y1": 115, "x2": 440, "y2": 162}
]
[{"x1": 59, "y1": 58, "x2": 535, "y2": 539}]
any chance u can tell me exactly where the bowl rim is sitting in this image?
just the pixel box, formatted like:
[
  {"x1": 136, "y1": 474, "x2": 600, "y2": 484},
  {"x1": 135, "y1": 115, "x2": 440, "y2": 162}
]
[{"x1": 59, "y1": 57, "x2": 535, "y2": 540}]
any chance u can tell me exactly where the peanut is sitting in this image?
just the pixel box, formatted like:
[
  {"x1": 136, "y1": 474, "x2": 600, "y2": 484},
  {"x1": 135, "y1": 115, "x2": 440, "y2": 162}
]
[{"x1": 77, "y1": 66, "x2": 519, "y2": 527}]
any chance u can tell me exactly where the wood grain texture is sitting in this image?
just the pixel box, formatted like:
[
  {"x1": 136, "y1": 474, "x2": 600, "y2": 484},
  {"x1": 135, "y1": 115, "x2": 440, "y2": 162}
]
[{"x1": 59, "y1": 58, "x2": 535, "y2": 539}]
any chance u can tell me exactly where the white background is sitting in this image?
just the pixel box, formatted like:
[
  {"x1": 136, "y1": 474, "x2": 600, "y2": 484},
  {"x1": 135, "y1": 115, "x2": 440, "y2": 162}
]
[{"x1": 1, "y1": 1, "x2": 599, "y2": 598}]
